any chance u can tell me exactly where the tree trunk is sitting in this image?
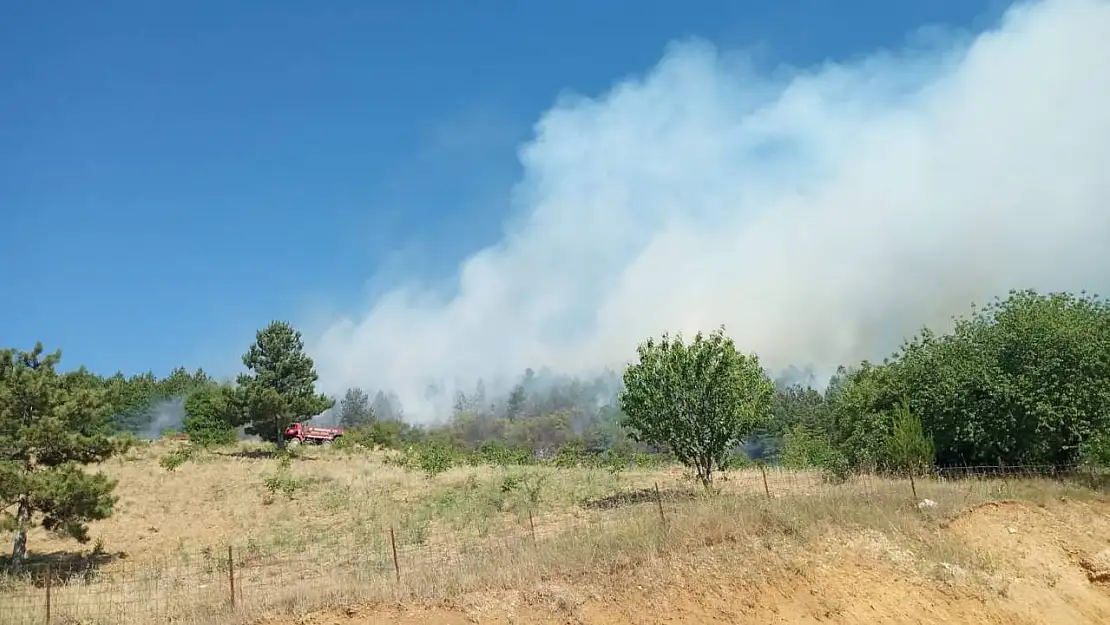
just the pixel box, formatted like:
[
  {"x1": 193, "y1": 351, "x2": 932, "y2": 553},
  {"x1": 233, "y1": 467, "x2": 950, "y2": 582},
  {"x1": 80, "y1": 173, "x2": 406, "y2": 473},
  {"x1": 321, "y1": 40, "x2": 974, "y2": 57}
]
[
  {"x1": 275, "y1": 421, "x2": 286, "y2": 451},
  {"x1": 697, "y1": 456, "x2": 714, "y2": 490},
  {"x1": 10, "y1": 497, "x2": 31, "y2": 571}
]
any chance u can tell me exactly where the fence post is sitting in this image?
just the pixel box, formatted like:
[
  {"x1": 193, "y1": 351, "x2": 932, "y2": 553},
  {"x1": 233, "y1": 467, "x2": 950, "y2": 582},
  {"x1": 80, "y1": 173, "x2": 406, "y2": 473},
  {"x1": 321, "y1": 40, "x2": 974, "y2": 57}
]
[
  {"x1": 528, "y1": 508, "x2": 537, "y2": 545},
  {"x1": 389, "y1": 526, "x2": 400, "y2": 583},
  {"x1": 227, "y1": 545, "x2": 236, "y2": 609},
  {"x1": 654, "y1": 482, "x2": 667, "y2": 531},
  {"x1": 760, "y1": 463, "x2": 771, "y2": 499},
  {"x1": 909, "y1": 471, "x2": 918, "y2": 501},
  {"x1": 44, "y1": 564, "x2": 51, "y2": 625}
]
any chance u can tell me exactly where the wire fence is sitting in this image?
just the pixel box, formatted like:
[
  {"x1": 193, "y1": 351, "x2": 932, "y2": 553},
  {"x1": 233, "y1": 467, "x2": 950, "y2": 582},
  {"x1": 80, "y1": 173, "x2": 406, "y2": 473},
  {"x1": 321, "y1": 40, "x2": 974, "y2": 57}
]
[{"x1": 1, "y1": 463, "x2": 1103, "y2": 625}]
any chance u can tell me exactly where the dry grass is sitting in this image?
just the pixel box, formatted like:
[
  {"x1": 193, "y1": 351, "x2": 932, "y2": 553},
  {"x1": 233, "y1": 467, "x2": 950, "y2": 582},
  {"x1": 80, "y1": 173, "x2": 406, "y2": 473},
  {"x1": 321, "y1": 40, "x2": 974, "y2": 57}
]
[{"x1": 1, "y1": 440, "x2": 1107, "y2": 625}]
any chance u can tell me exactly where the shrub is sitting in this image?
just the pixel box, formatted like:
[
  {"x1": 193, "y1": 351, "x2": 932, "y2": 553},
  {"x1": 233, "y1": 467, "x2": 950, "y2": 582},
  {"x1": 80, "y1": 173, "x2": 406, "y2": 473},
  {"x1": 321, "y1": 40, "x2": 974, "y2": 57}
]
[
  {"x1": 159, "y1": 445, "x2": 198, "y2": 471},
  {"x1": 183, "y1": 385, "x2": 237, "y2": 448},
  {"x1": 262, "y1": 472, "x2": 307, "y2": 499},
  {"x1": 551, "y1": 441, "x2": 590, "y2": 468},
  {"x1": 418, "y1": 442, "x2": 456, "y2": 477},
  {"x1": 475, "y1": 441, "x2": 533, "y2": 467}
]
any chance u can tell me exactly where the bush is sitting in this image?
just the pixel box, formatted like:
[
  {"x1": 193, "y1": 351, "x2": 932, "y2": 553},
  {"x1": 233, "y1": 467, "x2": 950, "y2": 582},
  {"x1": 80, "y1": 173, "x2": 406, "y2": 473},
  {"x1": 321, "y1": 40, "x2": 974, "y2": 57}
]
[
  {"x1": 418, "y1": 442, "x2": 456, "y2": 477},
  {"x1": 262, "y1": 472, "x2": 307, "y2": 499},
  {"x1": 331, "y1": 434, "x2": 358, "y2": 451},
  {"x1": 602, "y1": 450, "x2": 630, "y2": 475},
  {"x1": 159, "y1": 444, "x2": 198, "y2": 471},
  {"x1": 551, "y1": 441, "x2": 590, "y2": 468},
  {"x1": 183, "y1": 385, "x2": 237, "y2": 448},
  {"x1": 384, "y1": 441, "x2": 461, "y2": 477},
  {"x1": 475, "y1": 441, "x2": 534, "y2": 467},
  {"x1": 498, "y1": 472, "x2": 547, "y2": 511}
]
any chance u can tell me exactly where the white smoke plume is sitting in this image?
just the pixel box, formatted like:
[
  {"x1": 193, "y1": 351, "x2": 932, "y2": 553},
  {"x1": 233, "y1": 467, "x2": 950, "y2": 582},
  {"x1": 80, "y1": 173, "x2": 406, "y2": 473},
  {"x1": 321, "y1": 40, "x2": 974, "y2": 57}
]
[
  {"x1": 309, "y1": 0, "x2": 1110, "y2": 422},
  {"x1": 138, "y1": 398, "x2": 186, "y2": 440}
]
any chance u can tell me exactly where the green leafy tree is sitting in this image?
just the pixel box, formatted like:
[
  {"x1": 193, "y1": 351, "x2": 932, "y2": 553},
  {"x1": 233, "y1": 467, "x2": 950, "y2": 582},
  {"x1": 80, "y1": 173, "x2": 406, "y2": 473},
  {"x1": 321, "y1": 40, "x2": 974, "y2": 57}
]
[
  {"x1": 815, "y1": 289, "x2": 1110, "y2": 469},
  {"x1": 338, "y1": 387, "x2": 374, "y2": 428},
  {"x1": 619, "y1": 327, "x2": 774, "y2": 488},
  {"x1": 823, "y1": 362, "x2": 901, "y2": 470},
  {"x1": 0, "y1": 344, "x2": 129, "y2": 569},
  {"x1": 183, "y1": 384, "x2": 237, "y2": 447},
  {"x1": 232, "y1": 321, "x2": 334, "y2": 449}
]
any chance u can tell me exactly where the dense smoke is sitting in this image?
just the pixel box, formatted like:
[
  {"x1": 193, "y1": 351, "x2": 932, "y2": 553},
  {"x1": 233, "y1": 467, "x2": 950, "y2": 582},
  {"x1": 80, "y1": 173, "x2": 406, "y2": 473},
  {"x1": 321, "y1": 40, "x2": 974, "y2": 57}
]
[{"x1": 308, "y1": 0, "x2": 1110, "y2": 422}]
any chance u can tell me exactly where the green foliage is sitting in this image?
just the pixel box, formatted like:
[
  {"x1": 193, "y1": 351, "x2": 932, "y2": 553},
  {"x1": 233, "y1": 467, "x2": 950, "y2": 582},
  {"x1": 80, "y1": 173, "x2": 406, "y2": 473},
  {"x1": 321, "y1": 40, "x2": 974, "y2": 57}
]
[
  {"x1": 10, "y1": 285, "x2": 1110, "y2": 570},
  {"x1": 508, "y1": 472, "x2": 546, "y2": 507},
  {"x1": 720, "y1": 449, "x2": 752, "y2": 471},
  {"x1": 383, "y1": 441, "x2": 462, "y2": 476},
  {"x1": 776, "y1": 424, "x2": 851, "y2": 484},
  {"x1": 330, "y1": 433, "x2": 358, "y2": 452},
  {"x1": 158, "y1": 444, "x2": 198, "y2": 471},
  {"x1": 337, "y1": 387, "x2": 374, "y2": 428},
  {"x1": 183, "y1": 384, "x2": 237, "y2": 447},
  {"x1": 473, "y1": 441, "x2": 533, "y2": 467},
  {"x1": 262, "y1": 472, "x2": 307, "y2": 500},
  {"x1": 884, "y1": 399, "x2": 935, "y2": 475},
  {"x1": 337, "y1": 421, "x2": 409, "y2": 450},
  {"x1": 1079, "y1": 431, "x2": 1110, "y2": 467},
  {"x1": 258, "y1": 451, "x2": 311, "y2": 501},
  {"x1": 551, "y1": 441, "x2": 590, "y2": 468},
  {"x1": 825, "y1": 290, "x2": 1110, "y2": 469},
  {"x1": 619, "y1": 326, "x2": 774, "y2": 488},
  {"x1": 232, "y1": 321, "x2": 334, "y2": 448},
  {"x1": 780, "y1": 425, "x2": 842, "y2": 469},
  {"x1": 102, "y1": 367, "x2": 212, "y2": 436},
  {"x1": 0, "y1": 343, "x2": 130, "y2": 566},
  {"x1": 417, "y1": 442, "x2": 456, "y2": 477},
  {"x1": 823, "y1": 363, "x2": 897, "y2": 470},
  {"x1": 599, "y1": 449, "x2": 627, "y2": 475}
]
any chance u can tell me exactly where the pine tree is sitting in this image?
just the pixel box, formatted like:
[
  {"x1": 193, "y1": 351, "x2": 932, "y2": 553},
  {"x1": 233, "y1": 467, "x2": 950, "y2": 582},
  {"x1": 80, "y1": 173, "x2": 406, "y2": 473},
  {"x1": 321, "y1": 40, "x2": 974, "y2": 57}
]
[
  {"x1": 338, "y1": 387, "x2": 374, "y2": 428},
  {"x1": 232, "y1": 321, "x2": 334, "y2": 448},
  {"x1": 0, "y1": 343, "x2": 129, "y2": 569}
]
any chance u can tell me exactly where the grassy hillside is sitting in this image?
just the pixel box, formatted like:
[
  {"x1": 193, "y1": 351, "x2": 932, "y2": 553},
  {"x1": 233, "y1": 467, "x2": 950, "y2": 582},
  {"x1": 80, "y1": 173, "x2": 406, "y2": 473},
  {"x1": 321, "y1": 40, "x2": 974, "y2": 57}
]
[{"x1": 3, "y1": 440, "x2": 1110, "y2": 624}]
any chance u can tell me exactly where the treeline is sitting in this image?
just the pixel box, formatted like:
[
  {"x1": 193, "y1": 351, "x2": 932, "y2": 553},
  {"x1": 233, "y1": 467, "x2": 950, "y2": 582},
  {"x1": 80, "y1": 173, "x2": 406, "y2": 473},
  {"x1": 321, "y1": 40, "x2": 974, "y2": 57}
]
[
  {"x1": 330, "y1": 289, "x2": 1110, "y2": 478},
  {"x1": 85, "y1": 288, "x2": 1110, "y2": 475},
  {"x1": 325, "y1": 369, "x2": 643, "y2": 457},
  {"x1": 58, "y1": 366, "x2": 212, "y2": 437},
  {"x1": 21, "y1": 288, "x2": 1110, "y2": 475},
  {"x1": 762, "y1": 289, "x2": 1110, "y2": 472}
]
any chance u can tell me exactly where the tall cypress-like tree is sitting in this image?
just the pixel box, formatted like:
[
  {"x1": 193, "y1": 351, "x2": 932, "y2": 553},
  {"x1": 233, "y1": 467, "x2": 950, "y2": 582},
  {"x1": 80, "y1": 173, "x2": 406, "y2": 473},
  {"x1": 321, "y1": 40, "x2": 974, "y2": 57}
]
[
  {"x1": 0, "y1": 343, "x2": 129, "y2": 568},
  {"x1": 232, "y1": 321, "x2": 334, "y2": 448}
]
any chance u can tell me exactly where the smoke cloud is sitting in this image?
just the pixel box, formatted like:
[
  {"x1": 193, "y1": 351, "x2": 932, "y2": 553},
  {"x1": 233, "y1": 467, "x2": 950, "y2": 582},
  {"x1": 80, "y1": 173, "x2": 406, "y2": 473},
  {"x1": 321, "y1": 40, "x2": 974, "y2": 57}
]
[
  {"x1": 309, "y1": 0, "x2": 1110, "y2": 422},
  {"x1": 138, "y1": 398, "x2": 186, "y2": 440}
]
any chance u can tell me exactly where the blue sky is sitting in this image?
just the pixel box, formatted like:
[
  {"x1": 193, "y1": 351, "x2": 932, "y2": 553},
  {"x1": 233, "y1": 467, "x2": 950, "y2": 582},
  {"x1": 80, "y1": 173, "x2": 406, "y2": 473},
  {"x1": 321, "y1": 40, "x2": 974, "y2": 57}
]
[{"x1": 1, "y1": 0, "x2": 1007, "y2": 379}]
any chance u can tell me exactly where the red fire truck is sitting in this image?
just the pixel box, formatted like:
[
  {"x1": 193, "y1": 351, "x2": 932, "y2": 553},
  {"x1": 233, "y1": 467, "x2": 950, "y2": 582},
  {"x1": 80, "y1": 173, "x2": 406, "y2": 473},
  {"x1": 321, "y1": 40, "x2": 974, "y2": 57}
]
[{"x1": 282, "y1": 422, "x2": 344, "y2": 446}]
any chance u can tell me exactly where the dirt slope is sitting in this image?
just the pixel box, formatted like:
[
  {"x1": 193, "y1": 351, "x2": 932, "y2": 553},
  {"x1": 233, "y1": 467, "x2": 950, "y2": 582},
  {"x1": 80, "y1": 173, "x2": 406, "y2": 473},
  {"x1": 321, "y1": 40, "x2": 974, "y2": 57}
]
[{"x1": 254, "y1": 499, "x2": 1110, "y2": 625}]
